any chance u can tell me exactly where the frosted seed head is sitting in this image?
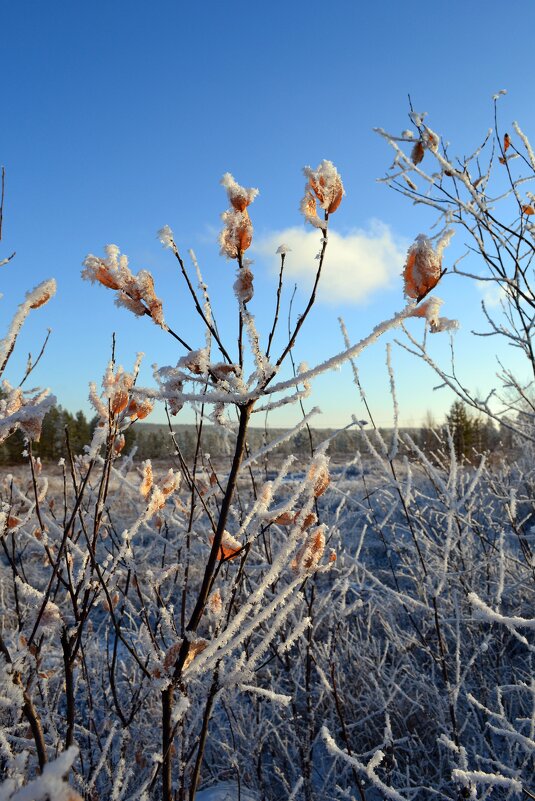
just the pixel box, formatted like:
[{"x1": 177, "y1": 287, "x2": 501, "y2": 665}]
[
  {"x1": 234, "y1": 266, "x2": 254, "y2": 303},
  {"x1": 157, "y1": 225, "x2": 174, "y2": 249},
  {"x1": 220, "y1": 173, "x2": 259, "y2": 211},
  {"x1": 303, "y1": 160, "x2": 344, "y2": 214},
  {"x1": 219, "y1": 209, "x2": 253, "y2": 259}
]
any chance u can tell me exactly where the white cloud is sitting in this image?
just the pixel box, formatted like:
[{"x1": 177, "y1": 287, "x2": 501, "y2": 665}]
[
  {"x1": 475, "y1": 279, "x2": 507, "y2": 308},
  {"x1": 253, "y1": 221, "x2": 407, "y2": 305}
]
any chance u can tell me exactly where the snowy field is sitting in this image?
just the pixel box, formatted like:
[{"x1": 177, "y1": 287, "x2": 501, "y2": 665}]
[{"x1": 2, "y1": 433, "x2": 535, "y2": 800}]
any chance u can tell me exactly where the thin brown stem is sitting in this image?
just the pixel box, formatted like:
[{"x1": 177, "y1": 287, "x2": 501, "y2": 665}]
[
  {"x1": 266, "y1": 252, "x2": 286, "y2": 359},
  {"x1": 189, "y1": 672, "x2": 219, "y2": 800},
  {"x1": 172, "y1": 245, "x2": 232, "y2": 363},
  {"x1": 160, "y1": 401, "x2": 254, "y2": 801},
  {"x1": 61, "y1": 628, "x2": 75, "y2": 748}
]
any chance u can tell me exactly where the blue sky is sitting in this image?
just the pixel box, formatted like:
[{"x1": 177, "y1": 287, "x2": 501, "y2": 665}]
[{"x1": 2, "y1": 0, "x2": 534, "y2": 429}]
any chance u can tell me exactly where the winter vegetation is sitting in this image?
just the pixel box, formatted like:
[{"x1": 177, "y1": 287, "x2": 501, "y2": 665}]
[
  {"x1": 3, "y1": 97, "x2": 535, "y2": 801},
  {"x1": 0, "y1": 409, "x2": 504, "y2": 467}
]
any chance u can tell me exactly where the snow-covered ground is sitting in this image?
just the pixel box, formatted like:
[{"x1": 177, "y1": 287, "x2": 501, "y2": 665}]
[{"x1": 197, "y1": 783, "x2": 258, "y2": 801}]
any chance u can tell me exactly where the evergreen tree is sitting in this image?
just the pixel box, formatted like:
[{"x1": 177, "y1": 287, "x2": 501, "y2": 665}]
[
  {"x1": 446, "y1": 401, "x2": 473, "y2": 461},
  {"x1": 0, "y1": 428, "x2": 26, "y2": 464},
  {"x1": 69, "y1": 410, "x2": 90, "y2": 454},
  {"x1": 444, "y1": 401, "x2": 497, "y2": 461}
]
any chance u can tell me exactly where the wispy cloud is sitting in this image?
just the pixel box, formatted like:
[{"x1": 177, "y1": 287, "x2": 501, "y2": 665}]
[
  {"x1": 253, "y1": 221, "x2": 407, "y2": 304},
  {"x1": 475, "y1": 279, "x2": 507, "y2": 308}
]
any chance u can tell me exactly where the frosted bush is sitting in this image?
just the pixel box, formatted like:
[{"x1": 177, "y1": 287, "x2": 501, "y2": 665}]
[{"x1": 4, "y1": 100, "x2": 535, "y2": 801}]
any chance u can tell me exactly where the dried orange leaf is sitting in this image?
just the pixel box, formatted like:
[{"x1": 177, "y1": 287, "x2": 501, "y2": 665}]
[
  {"x1": 404, "y1": 175, "x2": 417, "y2": 191},
  {"x1": 210, "y1": 530, "x2": 242, "y2": 560},
  {"x1": 184, "y1": 638, "x2": 208, "y2": 670},
  {"x1": 294, "y1": 511, "x2": 318, "y2": 531},
  {"x1": 159, "y1": 469, "x2": 180, "y2": 497},
  {"x1": 308, "y1": 463, "x2": 330, "y2": 498},
  {"x1": 273, "y1": 511, "x2": 295, "y2": 526},
  {"x1": 212, "y1": 363, "x2": 239, "y2": 380},
  {"x1": 113, "y1": 433, "x2": 126, "y2": 454},
  {"x1": 426, "y1": 131, "x2": 439, "y2": 151},
  {"x1": 234, "y1": 266, "x2": 254, "y2": 303},
  {"x1": 111, "y1": 389, "x2": 129, "y2": 415},
  {"x1": 291, "y1": 527, "x2": 326, "y2": 574},
  {"x1": 163, "y1": 642, "x2": 182, "y2": 671},
  {"x1": 403, "y1": 234, "x2": 445, "y2": 301},
  {"x1": 174, "y1": 498, "x2": 187, "y2": 514},
  {"x1": 208, "y1": 588, "x2": 223, "y2": 616},
  {"x1": 411, "y1": 141, "x2": 425, "y2": 166},
  {"x1": 29, "y1": 286, "x2": 55, "y2": 309},
  {"x1": 128, "y1": 398, "x2": 154, "y2": 420},
  {"x1": 95, "y1": 266, "x2": 120, "y2": 290},
  {"x1": 522, "y1": 204, "x2": 535, "y2": 215},
  {"x1": 140, "y1": 460, "x2": 153, "y2": 500},
  {"x1": 304, "y1": 161, "x2": 344, "y2": 214}
]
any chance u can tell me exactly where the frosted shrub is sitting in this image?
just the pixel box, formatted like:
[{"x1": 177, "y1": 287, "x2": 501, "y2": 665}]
[
  {"x1": 4, "y1": 111, "x2": 535, "y2": 801},
  {"x1": 0, "y1": 151, "x2": 456, "y2": 801},
  {"x1": 376, "y1": 94, "x2": 535, "y2": 438}
]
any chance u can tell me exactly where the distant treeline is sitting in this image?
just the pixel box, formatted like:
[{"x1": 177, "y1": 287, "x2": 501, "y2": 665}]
[{"x1": 0, "y1": 401, "x2": 512, "y2": 465}]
